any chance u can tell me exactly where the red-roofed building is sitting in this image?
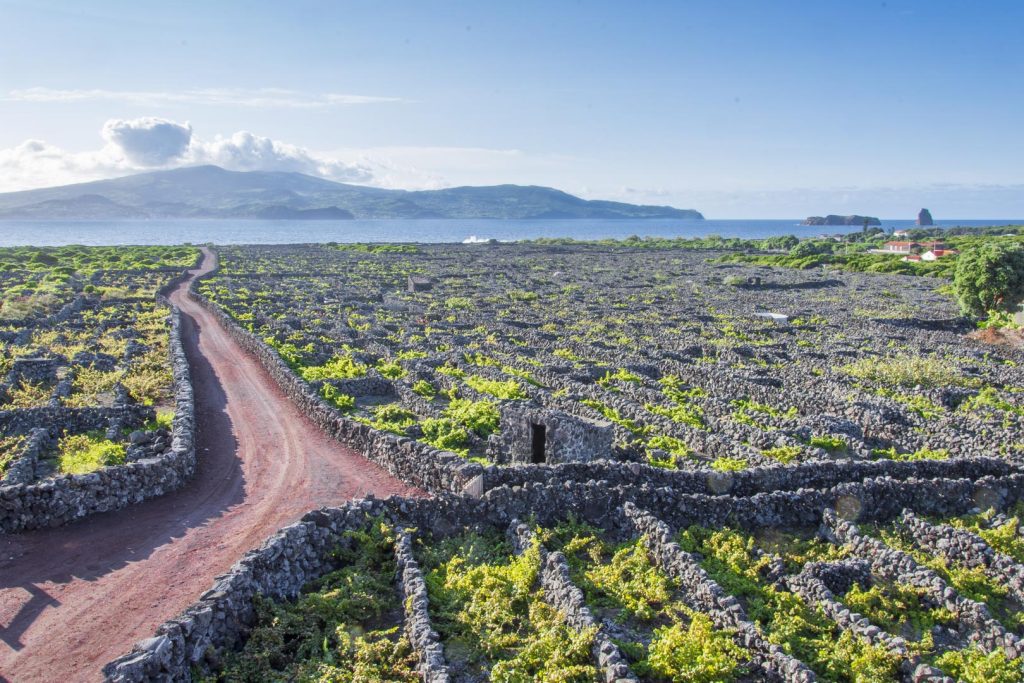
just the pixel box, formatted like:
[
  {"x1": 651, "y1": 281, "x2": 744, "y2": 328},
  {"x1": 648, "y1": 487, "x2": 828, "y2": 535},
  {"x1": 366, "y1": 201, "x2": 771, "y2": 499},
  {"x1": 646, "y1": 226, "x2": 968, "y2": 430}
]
[{"x1": 883, "y1": 240, "x2": 947, "y2": 254}]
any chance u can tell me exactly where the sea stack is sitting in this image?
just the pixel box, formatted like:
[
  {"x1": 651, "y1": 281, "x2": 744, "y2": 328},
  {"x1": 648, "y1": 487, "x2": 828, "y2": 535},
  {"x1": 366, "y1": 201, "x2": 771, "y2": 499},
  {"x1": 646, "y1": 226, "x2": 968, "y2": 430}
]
[{"x1": 917, "y1": 208, "x2": 934, "y2": 226}]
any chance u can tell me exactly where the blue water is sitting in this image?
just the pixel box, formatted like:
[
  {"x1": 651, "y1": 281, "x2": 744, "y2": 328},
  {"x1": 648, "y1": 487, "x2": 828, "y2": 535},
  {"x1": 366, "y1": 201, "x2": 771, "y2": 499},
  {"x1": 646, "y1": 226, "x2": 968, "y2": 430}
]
[{"x1": 0, "y1": 218, "x2": 1019, "y2": 246}]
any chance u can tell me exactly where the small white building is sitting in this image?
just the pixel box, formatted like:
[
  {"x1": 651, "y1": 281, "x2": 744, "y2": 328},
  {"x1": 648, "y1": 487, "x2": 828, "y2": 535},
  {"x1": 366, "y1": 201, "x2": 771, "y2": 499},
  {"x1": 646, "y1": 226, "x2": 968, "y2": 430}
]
[{"x1": 921, "y1": 249, "x2": 958, "y2": 261}]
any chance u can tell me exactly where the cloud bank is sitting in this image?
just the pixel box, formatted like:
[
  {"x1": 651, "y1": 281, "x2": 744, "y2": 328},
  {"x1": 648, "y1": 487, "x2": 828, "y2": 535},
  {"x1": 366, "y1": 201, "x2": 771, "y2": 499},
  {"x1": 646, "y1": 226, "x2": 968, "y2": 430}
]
[{"x1": 0, "y1": 117, "x2": 372, "y2": 191}]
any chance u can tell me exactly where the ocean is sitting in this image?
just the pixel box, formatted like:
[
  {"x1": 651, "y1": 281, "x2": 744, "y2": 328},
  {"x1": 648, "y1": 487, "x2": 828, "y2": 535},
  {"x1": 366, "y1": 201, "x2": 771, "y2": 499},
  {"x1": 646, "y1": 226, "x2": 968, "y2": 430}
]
[{"x1": 0, "y1": 218, "x2": 1019, "y2": 247}]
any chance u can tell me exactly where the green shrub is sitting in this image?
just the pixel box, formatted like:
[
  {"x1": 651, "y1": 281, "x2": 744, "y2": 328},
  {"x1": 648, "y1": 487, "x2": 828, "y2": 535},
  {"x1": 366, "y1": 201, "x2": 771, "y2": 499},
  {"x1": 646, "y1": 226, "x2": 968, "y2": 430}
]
[
  {"x1": 299, "y1": 354, "x2": 367, "y2": 381},
  {"x1": 444, "y1": 296, "x2": 473, "y2": 310},
  {"x1": 841, "y1": 354, "x2": 977, "y2": 389},
  {"x1": 934, "y1": 646, "x2": 1024, "y2": 683},
  {"x1": 809, "y1": 436, "x2": 847, "y2": 453},
  {"x1": 423, "y1": 533, "x2": 597, "y2": 680},
  {"x1": 320, "y1": 383, "x2": 356, "y2": 411},
  {"x1": 421, "y1": 418, "x2": 470, "y2": 454},
  {"x1": 443, "y1": 398, "x2": 500, "y2": 438},
  {"x1": 597, "y1": 368, "x2": 645, "y2": 389},
  {"x1": 645, "y1": 613, "x2": 746, "y2": 683},
  {"x1": 465, "y1": 375, "x2": 528, "y2": 400},
  {"x1": 506, "y1": 288, "x2": 539, "y2": 302},
  {"x1": 891, "y1": 447, "x2": 949, "y2": 461},
  {"x1": 645, "y1": 435, "x2": 691, "y2": 468},
  {"x1": 411, "y1": 379, "x2": 437, "y2": 398},
  {"x1": 763, "y1": 446, "x2": 802, "y2": 464},
  {"x1": 376, "y1": 359, "x2": 406, "y2": 379},
  {"x1": 711, "y1": 457, "x2": 747, "y2": 472},
  {"x1": 58, "y1": 432, "x2": 126, "y2": 474},
  {"x1": 366, "y1": 403, "x2": 417, "y2": 434},
  {"x1": 953, "y1": 243, "x2": 1024, "y2": 317},
  {"x1": 218, "y1": 518, "x2": 418, "y2": 682}
]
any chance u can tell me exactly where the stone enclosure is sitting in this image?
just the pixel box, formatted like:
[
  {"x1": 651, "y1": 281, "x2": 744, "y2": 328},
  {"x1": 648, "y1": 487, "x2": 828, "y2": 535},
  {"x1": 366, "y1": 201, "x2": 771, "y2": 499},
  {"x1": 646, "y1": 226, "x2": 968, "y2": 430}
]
[
  {"x1": 106, "y1": 242, "x2": 1024, "y2": 682},
  {"x1": 0, "y1": 247, "x2": 199, "y2": 532}
]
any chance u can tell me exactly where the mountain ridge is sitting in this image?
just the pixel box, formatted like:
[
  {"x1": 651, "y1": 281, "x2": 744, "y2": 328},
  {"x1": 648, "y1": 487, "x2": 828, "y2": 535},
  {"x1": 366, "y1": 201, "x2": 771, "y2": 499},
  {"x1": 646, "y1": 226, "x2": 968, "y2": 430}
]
[{"x1": 0, "y1": 165, "x2": 703, "y2": 220}]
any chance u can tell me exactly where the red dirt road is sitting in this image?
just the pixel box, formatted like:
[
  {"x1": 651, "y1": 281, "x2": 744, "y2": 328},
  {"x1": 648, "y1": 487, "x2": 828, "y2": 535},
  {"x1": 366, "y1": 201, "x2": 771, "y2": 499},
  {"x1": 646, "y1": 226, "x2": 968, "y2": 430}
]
[{"x1": 0, "y1": 248, "x2": 422, "y2": 682}]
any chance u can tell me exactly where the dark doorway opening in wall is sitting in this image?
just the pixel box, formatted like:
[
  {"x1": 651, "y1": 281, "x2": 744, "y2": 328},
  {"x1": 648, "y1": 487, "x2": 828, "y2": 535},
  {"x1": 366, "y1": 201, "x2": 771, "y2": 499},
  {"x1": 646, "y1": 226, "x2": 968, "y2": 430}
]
[{"x1": 530, "y1": 423, "x2": 546, "y2": 463}]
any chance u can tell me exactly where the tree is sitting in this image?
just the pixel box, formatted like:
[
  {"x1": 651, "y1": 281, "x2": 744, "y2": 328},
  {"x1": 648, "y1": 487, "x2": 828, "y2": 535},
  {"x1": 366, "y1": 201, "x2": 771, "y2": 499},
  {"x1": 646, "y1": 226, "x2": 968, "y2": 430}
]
[
  {"x1": 952, "y1": 243, "x2": 1024, "y2": 317},
  {"x1": 789, "y1": 240, "x2": 833, "y2": 258}
]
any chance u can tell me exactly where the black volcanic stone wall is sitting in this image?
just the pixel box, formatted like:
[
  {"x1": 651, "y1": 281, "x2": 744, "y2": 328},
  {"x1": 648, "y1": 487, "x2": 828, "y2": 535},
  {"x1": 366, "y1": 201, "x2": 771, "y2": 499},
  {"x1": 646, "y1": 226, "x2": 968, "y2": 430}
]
[{"x1": 0, "y1": 306, "x2": 197, "y2": 534}]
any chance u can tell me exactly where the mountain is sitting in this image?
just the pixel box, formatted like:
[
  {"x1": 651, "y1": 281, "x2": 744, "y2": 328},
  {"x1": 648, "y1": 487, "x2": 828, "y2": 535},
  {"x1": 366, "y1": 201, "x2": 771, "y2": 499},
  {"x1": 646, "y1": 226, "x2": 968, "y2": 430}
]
[{"x1": 0, "y1": 166, "x2": 703, "y2": 220}]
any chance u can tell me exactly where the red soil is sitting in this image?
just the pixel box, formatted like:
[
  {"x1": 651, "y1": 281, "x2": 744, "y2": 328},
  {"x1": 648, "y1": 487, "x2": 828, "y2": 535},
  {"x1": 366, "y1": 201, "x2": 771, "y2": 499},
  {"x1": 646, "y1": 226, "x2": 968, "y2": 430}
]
[{"x1": 0, "y1": 248, "x2": 423, "y2": 682}]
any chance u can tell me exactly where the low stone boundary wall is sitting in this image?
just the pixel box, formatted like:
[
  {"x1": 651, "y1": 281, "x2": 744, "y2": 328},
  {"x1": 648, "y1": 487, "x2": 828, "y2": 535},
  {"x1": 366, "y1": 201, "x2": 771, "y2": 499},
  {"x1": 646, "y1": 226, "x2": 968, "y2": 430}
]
[
  {"x1": 0, "y1": 306, "x2": 197, "y2": 534},
  {"x1": 899, "y1": 510, "x2": 1024, "y2": 605},
  {"x1": 0, "y1": 427, "x2": 51, "y2": 485},
  {"x1": 509, "y1": 522, "x2": 638, "y2": 683},
  {"x1": 822, "y1": 509, "x2": 1021, "y2": 659},
  {"x1": 624, "y1": 502, "x2": 816, "y2": 682},
  {"x1": 104, "y1": 469, "x2": 1024, "y2": 681},
  {"x1": 786, "y1": 563, "x2": 953, "y2": 682},
  {"x1": 190, "y1": 261, "x2": 1022, "y2": 502},
  {"x1": 482, "y1": 456, "x2": 1018, "y2": 499},
  {"x1": 0, "y1": 404, "x2": 152, "y2": 437},
  {"x1": 188, "y1": 275, "x2": 481, "y2": 494},
  {"x1": 395, "y1": 530, "x2": 450, "y2": 683}
]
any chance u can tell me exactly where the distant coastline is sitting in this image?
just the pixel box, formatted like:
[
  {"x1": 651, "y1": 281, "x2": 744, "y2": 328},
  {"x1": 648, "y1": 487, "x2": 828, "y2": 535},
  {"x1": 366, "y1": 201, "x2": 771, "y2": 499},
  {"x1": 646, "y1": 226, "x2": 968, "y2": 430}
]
[{"x1": 0, "y1": 165, "x2": 703, "y2": 221}]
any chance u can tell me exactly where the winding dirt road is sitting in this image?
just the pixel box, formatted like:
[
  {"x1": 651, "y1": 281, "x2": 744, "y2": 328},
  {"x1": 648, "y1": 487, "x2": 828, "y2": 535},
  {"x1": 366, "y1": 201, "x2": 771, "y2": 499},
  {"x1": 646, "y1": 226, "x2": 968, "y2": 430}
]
[{"x1": 0, "y1": 249, "x2": 422, "y2": 682}]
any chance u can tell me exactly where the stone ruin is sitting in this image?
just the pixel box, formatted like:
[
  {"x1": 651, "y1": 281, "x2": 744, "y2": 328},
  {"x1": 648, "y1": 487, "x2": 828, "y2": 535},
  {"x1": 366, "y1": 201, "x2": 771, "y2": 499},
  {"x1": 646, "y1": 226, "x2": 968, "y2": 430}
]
[
  {"x1": 488, "y1": 402, "x2": 613, "y2": 465},
  {"x1": 407, "y1": 275, "x2": 434, "y2": 293}
]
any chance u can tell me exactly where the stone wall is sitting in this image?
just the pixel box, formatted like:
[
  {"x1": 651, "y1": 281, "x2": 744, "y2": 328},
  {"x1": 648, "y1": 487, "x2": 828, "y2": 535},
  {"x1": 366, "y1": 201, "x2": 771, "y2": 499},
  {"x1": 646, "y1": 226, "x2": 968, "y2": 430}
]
[
  {"x1": 480, "y1": 455, "x2": 1018, "y2": 500},
  {"x1": 103, "y1": 470, "x2": 1024, "y2": 681},
  {"x1": 0, "y1": 306, "x2": 197, "y2": 534},
  {"x1": 0, "y1": 404, "x2": 152, "y2": 437},
  {"x1": 0, "y1": 428, "x2": 51, "y2": 486},
  {"x1": 189, "y1": 261, "x2": 1023, "y2": 503},
  {"x1": 188, "y1": 276, "x2": 482, "y2": 495}
]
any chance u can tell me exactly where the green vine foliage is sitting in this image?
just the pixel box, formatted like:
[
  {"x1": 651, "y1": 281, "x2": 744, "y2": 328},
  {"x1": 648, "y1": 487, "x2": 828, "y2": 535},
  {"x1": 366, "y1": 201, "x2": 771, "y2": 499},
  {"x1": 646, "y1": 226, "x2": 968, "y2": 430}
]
[
  {"x1": 420, "y1": 530, "x2": 598, "y2": 682},
  {"x1": 676, "y1": 526, "x2": 899, "y2": 683},
  {"x1": 211, "y1": 518, "x2": 418, "y2": 682},
  {"x1": 542, "y1": 521, "x2": 746, "y2": 681}
]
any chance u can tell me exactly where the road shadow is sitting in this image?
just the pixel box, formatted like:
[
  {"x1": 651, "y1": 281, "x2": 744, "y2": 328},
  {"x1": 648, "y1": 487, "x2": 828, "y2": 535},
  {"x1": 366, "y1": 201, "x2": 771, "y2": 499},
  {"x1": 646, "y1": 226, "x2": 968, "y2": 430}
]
[{"x1": 0, "y1": 301, "x2": 243, "y2": 652}]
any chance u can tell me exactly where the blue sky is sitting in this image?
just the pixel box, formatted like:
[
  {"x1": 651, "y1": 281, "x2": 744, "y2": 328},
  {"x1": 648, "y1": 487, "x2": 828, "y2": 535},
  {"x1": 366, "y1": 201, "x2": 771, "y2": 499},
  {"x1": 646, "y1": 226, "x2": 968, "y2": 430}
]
[{"x1": 1, "y1": 0, "x2": 1022, "y2": 217}]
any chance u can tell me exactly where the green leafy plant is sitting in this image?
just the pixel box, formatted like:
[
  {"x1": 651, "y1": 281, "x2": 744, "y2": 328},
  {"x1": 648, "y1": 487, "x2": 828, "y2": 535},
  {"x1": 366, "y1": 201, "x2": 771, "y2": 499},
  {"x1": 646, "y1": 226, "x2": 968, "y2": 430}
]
[
  {"x1": 299, "y1": 354, "x2": 367, "y2": 381},
  {"x1": 320, "y1": 383, "x2": 356, "y2": 411},
  {"x1": 762, "y1": 445, "x2": 802, "y2": 464},
  {"x1": 711, "y1": 457, "x2": 747, "y2": 472},
  {"x1": 464, "y1": 375, "x2": 528, "y2": 400},
  {"x1": 58, "y1": 432, "x2": 126, "y2": 474},
  {"x1": 411, "y1": 379, "x2": 437, "y2": 398},
  {"x1": 644, "y1": 613, "x2": 746, "y2": 683}
]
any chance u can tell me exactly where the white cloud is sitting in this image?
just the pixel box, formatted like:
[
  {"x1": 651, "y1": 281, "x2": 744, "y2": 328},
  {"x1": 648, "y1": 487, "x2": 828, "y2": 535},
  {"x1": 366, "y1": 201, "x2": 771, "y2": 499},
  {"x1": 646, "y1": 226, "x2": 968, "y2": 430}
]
[
  {"x1": 0, "y1": 117, "x2": 373, "y2": 191},
  {"x1": 189, "y1": 131, "x2": 373, "y2": 182},
  {"x1": 5, "y1": 87, "x2": 405, "y2": 108},
  {"x1": 101, "y1": 117, "x2": 192, "y2": 165}
]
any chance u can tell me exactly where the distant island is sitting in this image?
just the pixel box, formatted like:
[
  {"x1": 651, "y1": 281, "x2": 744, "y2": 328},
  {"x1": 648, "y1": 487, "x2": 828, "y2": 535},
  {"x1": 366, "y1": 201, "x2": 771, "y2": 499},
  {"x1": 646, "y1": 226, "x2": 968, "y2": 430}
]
[
  {"x1": 0, "y1": 165, "x2": 703, "y2": 221},
  {"x1": 801, "y1": 214, "x2": 881, "y2": 226}
]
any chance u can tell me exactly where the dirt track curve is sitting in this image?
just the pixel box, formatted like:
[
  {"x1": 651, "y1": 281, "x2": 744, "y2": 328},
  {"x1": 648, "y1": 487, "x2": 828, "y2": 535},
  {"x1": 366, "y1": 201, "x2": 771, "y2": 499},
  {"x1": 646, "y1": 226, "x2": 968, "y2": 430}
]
[{"x1": 0, "y1": 248, "x2": 423, "y2": 682}]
